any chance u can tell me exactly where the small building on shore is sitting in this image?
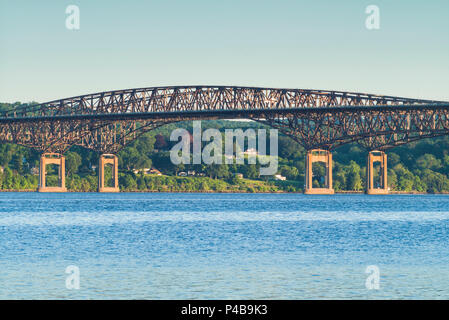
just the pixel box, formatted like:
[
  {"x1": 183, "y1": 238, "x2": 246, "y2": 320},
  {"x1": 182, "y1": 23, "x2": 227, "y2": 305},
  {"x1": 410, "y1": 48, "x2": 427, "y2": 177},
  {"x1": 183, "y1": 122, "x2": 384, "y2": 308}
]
[
  {"x1": 133, "y1": 168, "x2": 163, "y2": 175},
  {"x1": 274, "y1": 174, "x2": 286, "y2": 181}
]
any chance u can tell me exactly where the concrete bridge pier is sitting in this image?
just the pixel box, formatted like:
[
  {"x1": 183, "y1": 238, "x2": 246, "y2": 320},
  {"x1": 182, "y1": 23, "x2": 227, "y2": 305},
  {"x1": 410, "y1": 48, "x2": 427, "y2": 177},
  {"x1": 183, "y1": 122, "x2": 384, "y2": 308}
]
[
  {"x1": 98, "y1": 154, "x2": 119, "y2": 192},
  {"x1": 304, "y1": 149, "x2": 334, "y2": 195},
  {"x1": 366, "y1": 150, "x2": 388, "y2": 195},
  {"x1": 38, "y1": 153, "x2": 67, "y2": 192}
]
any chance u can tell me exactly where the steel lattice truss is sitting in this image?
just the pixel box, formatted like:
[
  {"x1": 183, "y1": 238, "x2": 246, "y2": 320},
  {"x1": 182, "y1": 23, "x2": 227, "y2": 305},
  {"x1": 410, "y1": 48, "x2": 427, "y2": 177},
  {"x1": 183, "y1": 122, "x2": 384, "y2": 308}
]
[
  {"x1": 261, "y1": 105, "x2": 449, "y2": 150},
  {"x1": 0, "y1": 86, "x2": 448, "y2": 153}
]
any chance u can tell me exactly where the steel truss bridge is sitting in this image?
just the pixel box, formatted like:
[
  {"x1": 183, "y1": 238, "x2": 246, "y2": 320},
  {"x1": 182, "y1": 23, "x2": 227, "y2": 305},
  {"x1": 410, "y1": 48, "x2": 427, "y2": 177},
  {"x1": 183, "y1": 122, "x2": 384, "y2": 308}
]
[{"x1": 0, "y1": 86, "x2": 448, "y2": 194}]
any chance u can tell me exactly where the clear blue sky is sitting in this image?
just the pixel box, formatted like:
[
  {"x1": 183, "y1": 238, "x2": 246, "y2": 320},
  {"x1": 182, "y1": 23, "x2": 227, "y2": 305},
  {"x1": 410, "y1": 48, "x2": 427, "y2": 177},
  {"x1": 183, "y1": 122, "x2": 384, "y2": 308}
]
[{"x1": 0, "y1": 0, "x2": 448, "y2": 103}]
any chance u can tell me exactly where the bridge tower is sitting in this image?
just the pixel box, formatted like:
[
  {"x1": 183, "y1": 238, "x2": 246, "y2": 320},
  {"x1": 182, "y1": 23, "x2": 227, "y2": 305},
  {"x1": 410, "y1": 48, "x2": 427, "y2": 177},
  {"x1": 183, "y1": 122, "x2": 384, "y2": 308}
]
[
  {"x1": 304, "y1": 149, "x2": 334, "y2": 195},
  {"x1": 38, "y1": 153, "x2": 67, "y2": 192},
  {"x1": 98, "y1": 154, "x2": 119, "y2": 193},
  {"x1": 366, "y1": 150, "x2": 388, "y2": 195}
]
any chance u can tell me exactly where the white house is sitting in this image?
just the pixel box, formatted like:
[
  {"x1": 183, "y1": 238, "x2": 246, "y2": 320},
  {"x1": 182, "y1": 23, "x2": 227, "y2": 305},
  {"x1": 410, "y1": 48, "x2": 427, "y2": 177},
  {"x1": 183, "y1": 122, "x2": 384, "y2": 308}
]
[{"x1": 274, "y1": 174, "x2": 286, "y2": 181}]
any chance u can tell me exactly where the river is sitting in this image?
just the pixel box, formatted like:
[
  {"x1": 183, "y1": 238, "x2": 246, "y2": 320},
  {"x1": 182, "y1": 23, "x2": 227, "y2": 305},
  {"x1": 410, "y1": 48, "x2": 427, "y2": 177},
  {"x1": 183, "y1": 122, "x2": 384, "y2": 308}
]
[{"x1": 0, "y1": 192, "x2": 448, "y2": 299}]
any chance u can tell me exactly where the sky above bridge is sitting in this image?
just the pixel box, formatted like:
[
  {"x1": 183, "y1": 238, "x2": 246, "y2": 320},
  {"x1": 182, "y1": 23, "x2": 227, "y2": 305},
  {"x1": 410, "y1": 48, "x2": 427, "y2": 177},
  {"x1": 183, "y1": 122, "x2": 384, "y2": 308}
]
[{"x1": 0, "y1": 0, "x2": 448, "y2": 103}]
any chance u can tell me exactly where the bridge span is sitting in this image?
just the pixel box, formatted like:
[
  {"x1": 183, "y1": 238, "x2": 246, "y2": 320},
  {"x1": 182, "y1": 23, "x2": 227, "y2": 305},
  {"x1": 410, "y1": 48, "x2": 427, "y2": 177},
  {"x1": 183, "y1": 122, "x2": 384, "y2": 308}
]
[{"x1": 1, "y1": 86, "x2": 448, "y2": 194}]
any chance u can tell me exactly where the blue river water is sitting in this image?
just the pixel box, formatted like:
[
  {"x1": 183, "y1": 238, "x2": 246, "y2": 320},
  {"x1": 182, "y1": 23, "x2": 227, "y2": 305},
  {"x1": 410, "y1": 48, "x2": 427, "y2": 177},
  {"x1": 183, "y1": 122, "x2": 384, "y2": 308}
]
[{"x1": 0, "y1": 192, "x2": 449, "y2": 299}]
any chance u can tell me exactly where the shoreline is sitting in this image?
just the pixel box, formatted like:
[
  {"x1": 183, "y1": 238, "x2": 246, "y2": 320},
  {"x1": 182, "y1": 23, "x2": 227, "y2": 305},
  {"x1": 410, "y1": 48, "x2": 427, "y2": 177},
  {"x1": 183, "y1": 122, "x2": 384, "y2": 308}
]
[{"x1": 0, "y1": 189, "x2": 448, "y2": 195}]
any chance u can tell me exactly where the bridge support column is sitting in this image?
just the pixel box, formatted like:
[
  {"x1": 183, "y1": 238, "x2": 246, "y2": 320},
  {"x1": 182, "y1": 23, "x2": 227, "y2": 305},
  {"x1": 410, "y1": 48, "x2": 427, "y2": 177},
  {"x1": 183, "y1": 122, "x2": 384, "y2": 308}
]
[
  {"x1": 38, "y1": 153, "x2": 67, "y2": 192},
  {"x1": 98, "y1": 154, "x2": 119, "y2": 193},
  {"x1": 366, "y1": 151, "x2": 388, "y2": 195},
  {"x1": 304, "y1": 149, "x2": 334, "y2": 195}
]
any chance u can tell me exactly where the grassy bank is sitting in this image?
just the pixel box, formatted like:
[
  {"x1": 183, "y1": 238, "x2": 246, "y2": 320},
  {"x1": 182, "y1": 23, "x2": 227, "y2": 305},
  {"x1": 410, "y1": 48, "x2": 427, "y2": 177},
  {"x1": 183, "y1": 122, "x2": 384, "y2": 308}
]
[
  {"x1": 117, "y1": 174, "x2": 303, "y2": 193},
  {"x1": 0, "y1": 173, "x2": 304, "y2": 193},
  {"x1": 2, "y1": 173, "x2": 448, "y2": 194}
]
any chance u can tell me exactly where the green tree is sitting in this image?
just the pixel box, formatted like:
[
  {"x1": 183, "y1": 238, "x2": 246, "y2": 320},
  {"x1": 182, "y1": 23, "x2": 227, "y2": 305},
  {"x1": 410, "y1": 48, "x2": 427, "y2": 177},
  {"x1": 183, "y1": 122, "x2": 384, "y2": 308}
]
[
  {"x1": 421, "y1": 169, "x2": 449, "y2": 193},
  {"x1": 2, "y1": 167, "x2": 13, "y2": 189},
  {"x1": 206, "y1": 164, "x2": 230, "y2": 179},
  {"x1": 346, "y1": 161, "x2": 363, "y2": 191},
  {"x1": 280, "y1": 165, "x2": 299, "y2": 180},
  {"x1": 393, "y1": 164, "x2": 415, "y2": 191},
  {"x1": 66, "y1": 151, "x2": 82, "y2": 176},
  {"x1": 416, "y1": 154, "x2": 442, "y2": 171},
  {"x1": 11, "y1": 153, "x2": 23, "y2": 174},
  {"x1": 120, "y1": 174, "x2": 137, "y2": 190}
]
